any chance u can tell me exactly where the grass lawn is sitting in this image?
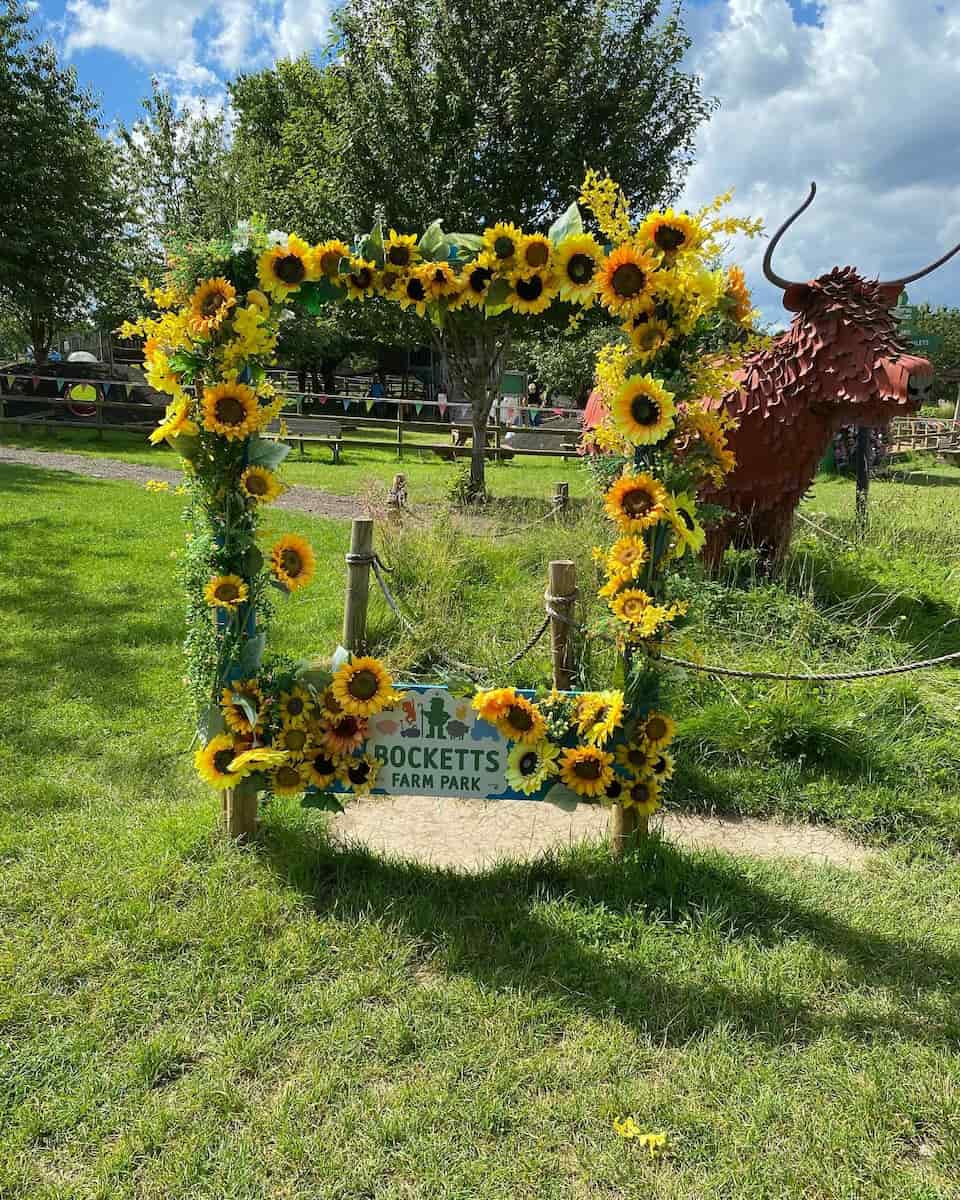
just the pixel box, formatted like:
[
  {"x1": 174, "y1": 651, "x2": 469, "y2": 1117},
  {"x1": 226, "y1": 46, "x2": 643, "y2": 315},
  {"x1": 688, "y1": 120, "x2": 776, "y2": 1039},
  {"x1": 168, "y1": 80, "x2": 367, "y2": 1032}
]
[{"x1": 2, "y1": 462, "x2": 960, "y2": 1197}]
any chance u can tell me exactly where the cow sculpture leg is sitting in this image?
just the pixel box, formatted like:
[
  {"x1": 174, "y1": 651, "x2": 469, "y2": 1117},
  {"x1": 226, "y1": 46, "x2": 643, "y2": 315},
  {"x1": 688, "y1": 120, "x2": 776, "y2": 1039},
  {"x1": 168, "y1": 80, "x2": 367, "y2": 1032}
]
[{"x1": 703, "y1": 499, "x2": 798, "y2": 576}]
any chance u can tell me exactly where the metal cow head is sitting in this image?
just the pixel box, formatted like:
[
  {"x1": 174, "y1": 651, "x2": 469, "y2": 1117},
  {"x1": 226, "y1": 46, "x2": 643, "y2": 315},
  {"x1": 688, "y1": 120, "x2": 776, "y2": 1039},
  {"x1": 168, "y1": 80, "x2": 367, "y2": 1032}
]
[{"x1": 762, "y1": 183, "x2": 957, "y2": 425}]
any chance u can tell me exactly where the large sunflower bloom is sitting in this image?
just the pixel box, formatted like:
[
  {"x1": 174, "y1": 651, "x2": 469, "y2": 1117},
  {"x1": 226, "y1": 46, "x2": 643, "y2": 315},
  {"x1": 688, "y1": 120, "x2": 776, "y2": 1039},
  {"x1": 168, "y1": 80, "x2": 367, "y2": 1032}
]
[
  {"x1": 279, "y1": 687, "x2": 311, "y2": 729},
  {"x1": 340, "y1": 753, "x2": 381, "y2": 796},
  {"x1": 638, "y1": 209, "x2": 703, "y2": 259},
  {"x1": 423, "y1": 261, "x2": 459, "y2": 300},
  {"x1": 494, "y1": 695, "x2": 547, "y2": 745},
  {"x1": 483, "y1": 222, "x2": 523, "y2": 267},
  {"x1": 507, "y1": 270, "x2": 558, "y2": 315},
  {"x1": 668, "y1": 493, "x2": 706, "y2": 556},
  {"x1": 555, "y1": 234, "x2": 603, "y2": 304},
  {"x1": 257, "y1": 234, "x2": 317, "y2": 299},
  {"x1": 638, "y1": 711, "x2": 676, "y2": 751},
  {"x1": 221, "y1": 680, "x2": 264, "y2": 735},
  {"x1": 240, "y1": 465, "x2": 283, "y2": 504},
  {"x1": 615, "y1": 742, "x2": 655, "y2": 776},
  {"x1": 322, "y1": 714, "x2": 368, "y2": 756},
  {"x1": 505, "y1": 740, "x2": 561, "y2": 795},
  {"x1": 384, "y1": 230, "x2": 420, "y2": 269},
  {"x1": 606, "y1": 535, "x2": 648, "y2": 579},
  {"x1": 306, "y1": 750, "x2": 340, "y2": 789},
  {"x1": 270, "y1": 534, "x2": 316, "y2": 592},
  {"x1": 331, "y1": 656, "x2": 396, "y2": 717},
  {"x1": 202, "y1": 382, "x2": 261, "y2": 441},
  {"x1": 203, "y1": 574, "x2": 248, "y2": 611},
  {"x1": 344, "y1": 257, "x2": 377, "y2": 301},
  {"x1": 516, "y1": 233, "x2": 552, "y2": 275},
  {"x1": 275, "y1": 725, "x2": 310, "y2": 760},
  {"x1": 270, "y1": 761, "x2": 309, "y2": 798},
  {"x1": 472, "y1": 688, "x2": 517, "y2": 725},
  {"x1": 189, "y1": 276, "x2": 236, "y2": 335},
  {"x1": 610, "y1": 375, "x2": 676, "y2": 447},
  {"x1": 623, "y1": 776, "x2": 661, "y2": 816},
  {"x1": 313, "y1": 239, "x2": 351, "y2": 279},
  {"x1": 149, "y1": 396, "x2": 197, "y2": 445},
  {"x1": 574, "y1": 690, "x2": 624, "y2": 747},
  {"x1": 559, "y1": 746, "x2": 614, "y2": 798},
  {"x1": 396, "y1": 268, "x2": 430, "y2": 316},
  {"x1": 610, "y1": 588, "x2": 656, "y2": 629},
  {"x1": 597, "y1": 244, "x2": 659, "y2": 318},
  {"x1": 623, "y1": 315, "x2": 672, "y2": 361},
  {"x1": 604, "y1": 473, "x2": 670, "y2": 533},
  {"x1": 195, "y1": 734, "x2": 244, "y2": 790},
  {"x1": 458, "y1": 255, "x2": 495, "y2": 307}
]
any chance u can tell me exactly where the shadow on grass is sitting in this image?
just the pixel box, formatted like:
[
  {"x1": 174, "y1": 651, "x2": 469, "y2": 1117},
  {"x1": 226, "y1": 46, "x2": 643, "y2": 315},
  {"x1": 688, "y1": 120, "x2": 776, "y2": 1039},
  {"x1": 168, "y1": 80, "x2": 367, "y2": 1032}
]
[{"x1": 257, "y1": 814, "x2": 960, "y2": 1052}]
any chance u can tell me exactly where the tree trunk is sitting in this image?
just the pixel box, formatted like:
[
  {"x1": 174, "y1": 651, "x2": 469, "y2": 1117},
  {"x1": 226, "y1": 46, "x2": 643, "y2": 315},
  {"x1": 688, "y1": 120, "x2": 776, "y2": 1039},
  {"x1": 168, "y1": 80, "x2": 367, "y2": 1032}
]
[
  {"x1": 440, "y1": 319, "x2": 509, "y2": 503},
  {"x1": 29, "y1": 312, "x2": 51, "y2": 366}
]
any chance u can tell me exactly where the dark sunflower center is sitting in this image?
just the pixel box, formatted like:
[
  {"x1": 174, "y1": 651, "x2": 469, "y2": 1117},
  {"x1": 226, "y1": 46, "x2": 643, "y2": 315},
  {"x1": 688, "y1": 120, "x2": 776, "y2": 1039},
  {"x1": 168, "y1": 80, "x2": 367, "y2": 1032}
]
[
  {"x1": 630, "y1": 395, "x2": 659, "y2": 426},
  {"x1": 518, "y1": 751, "x2": 539, "y2": 775},
  {"x1": 320, "y1": 250, "x2": 341, "y2": 275},
  {"x1": 679, "y1": 508, "x2": 696, "y2": 531},
  {"x1": 622, "y1": 487, "x2": 653, "y2": 517},
  {"x1": 525, "y1": 242, "x2": 549, "y2": 267},
  {"x1": 626, "y1": 748, "x2": 646, "y2": 768},
  {"x1": 246, "y1": 474, "x2": 269, "y2": 495},
  {"x1": 432, "y1": 268, "x2": 448, "y2": 285},
  {"x1": 507, "y1": 705, "x2": 534, "y2": 732},
  {"x1": 201, "y1": 292, "x2": 225, "y2": 316},
  {"x1": 632, "y1": 310, "x2": 651, "y2": 327},
  {"x1": 387, "y1": 245, "x2": 411, "y2": 267},
  {"x1": 653, "y1": 756, "x2": 667, "y2": 774},
  {"x1": 349, "y1": 669, "x2": 379, "y2": 701},
  {"x1": 381, "y1": 270, "x2": 398, "y2": 290},
  {"x1": 629, "y1": 781, "x2": 652, "y2": 805},
  {"x1": 493, "y1": 236, "x2": 515, "y2": 259},
  {"x1": 348, "y1": 762, "x2": 370, "y2": 784},
  {"x1": 574, "y1": 758, "x2": 602, "y2": 780},
  {"x1": 593, "y1": 706, "x2": 609, "y2": 724},
  {"x1": 280, "y1": 548, "x2": 303, "y2": 576},
  {"x1": 516, "y1": 276, "x2": 544, "y2": 302},
  {"x1": 287, "y1": 697, "x2": 305, "y2": 716},
  {"x1": 314, "y1": 754, "x2": 335, "y2": 774},
  {"x1": 654, "y1": 225, "x2": 686, "y2": 253},
  {"x1": 213, "y1": 748, "x2": 235, "y2": 774},
  {"x1": 469, "y1": 267, "x2": 492, "y2": 294},
  {"x1": 285, "y1": 729, "x2": 307, "y2": 752},
  {"x1": 351, "y1": 268, "x2": 373, "y2": 289},
  {"x1": 276, "y1": 765, "x2": 301, "y2": 788},
  {"x1": 654, "y1": 300, "x2": 674, "y2": 323},
  {"x1": 406, "y1": 278, "x2": 426, "y2": 302},
  {"x1": 646, "y1": 717, "x2": 668, "y2": 741},
  {"x1": 216, "y1": 396, "x2": 246, "y2": 426},
  {"x1": 274, "y1": 253, "x2": 306, "y2": 285},
  {"x1": 335, "y1": 716, "x2": 360, "y2": 737},
  {"x1": 605, "y1": 779, "x2": 623, "y2": 799},
  {"x1": 567, "y1": 253, "x2": 594, "y2": 284},
  {"x1": 215, "y1": 581, "x2": 240, "y2": 602},
  {"x1": 611, "y1": 263, "x2": 646, "y2": 298}
]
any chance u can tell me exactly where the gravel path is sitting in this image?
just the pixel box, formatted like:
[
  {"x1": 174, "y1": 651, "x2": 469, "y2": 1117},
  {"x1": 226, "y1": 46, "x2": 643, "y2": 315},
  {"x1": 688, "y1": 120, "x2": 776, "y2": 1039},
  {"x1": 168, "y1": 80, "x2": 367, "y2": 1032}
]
[{"x1": 0, "y1": 444, "x2": 367, "y2": 521}]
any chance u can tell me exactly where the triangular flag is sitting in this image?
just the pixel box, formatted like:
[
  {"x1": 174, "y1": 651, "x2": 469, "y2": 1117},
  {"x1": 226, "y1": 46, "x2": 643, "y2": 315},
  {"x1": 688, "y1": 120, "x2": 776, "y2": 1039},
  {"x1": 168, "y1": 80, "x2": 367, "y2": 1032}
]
[
  {"x1": 31, "y1": 374, "x2": 40, "y2": 390},
  {"x1": 553, "y1": 407, "x2": 564, "y2": 417},
  {"x1": 415, "y1": 401, "x2": 423, "y2": 415},
  {"x1": 365, "y1": 397, "x2": 375, "y2": 413},
  {"x1": 437, "y1": 399, "x2": 448, "y2": 417},
  {"x1": 55, "y1": 377, "x2": 65, "y2": 393},
  {"x1": 317, "y1": 394, "x2": 327, "y2": 406},
  {"x1": 102, "y1": 381, "x2": 111, "y2": 397},
  {"x1": 125, "y1": 382, "x2": 135, "y2": 396},
  {"x1": 342, "y1": 397, "x2": 351, "y2": 412},
  {"x1": 5, "y1": 375, "x2": 13, "y2": 389}
]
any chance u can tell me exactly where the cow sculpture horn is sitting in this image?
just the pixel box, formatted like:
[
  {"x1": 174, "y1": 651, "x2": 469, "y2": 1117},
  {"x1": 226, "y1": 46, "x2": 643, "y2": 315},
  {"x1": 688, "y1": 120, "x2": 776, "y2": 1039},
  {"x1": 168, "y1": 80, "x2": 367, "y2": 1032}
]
[
  {"x1": 763, "y1": 182, "x2": 818, "y2": 291},
  {"x1": 879, "y1": 240, "x2": 960, "y2": 289}
]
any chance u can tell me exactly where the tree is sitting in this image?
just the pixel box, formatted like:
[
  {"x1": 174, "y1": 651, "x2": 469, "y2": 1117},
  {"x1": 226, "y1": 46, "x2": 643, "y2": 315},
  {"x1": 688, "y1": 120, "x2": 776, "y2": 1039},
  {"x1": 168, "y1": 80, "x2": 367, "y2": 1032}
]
[
  {"x1": 912, "y1": 303, "x2": 960, "y2": 409},
  {"x1": 0, "y1": 0, "x2": 127, "y2": 362}
]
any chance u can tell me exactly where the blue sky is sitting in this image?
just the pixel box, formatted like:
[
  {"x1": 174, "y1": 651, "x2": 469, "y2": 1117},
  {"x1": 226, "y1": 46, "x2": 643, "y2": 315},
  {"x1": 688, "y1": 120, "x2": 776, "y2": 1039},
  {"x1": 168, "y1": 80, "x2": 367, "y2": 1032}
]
[{"x1": 27, "y1": 0, "x2": 960, "y2": 322}]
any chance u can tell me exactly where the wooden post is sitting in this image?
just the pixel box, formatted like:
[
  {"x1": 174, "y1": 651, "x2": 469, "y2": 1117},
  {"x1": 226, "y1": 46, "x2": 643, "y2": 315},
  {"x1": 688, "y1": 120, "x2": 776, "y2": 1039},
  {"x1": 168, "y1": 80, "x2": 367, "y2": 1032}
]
[
  {"x1": 546, "y1": 560, "x2": 577, "y2": 690},
  {"x1": 609, "y1": 804, "x2": 641, "y2": 858},
  {"x1": 553, "y1": 481, "x2": 569, "y2": 513},
  {"x1": 397, "y1": 404, "x2": 403, "y2": 460},
  {"x1": 855, "y1": 425, "x2": 871, "y2": 538},
  {"x1": 222, "y1": 786, "x2": 258, "y2": 841},
  {"x1": 343, "y1": 518, "x2": 374, "y2": 652}
]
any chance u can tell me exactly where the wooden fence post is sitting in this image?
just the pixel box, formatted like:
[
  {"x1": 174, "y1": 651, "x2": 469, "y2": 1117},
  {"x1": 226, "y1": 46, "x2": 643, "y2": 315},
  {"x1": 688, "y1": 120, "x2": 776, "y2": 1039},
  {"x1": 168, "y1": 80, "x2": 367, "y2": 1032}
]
[
  {"x1": 343, "y1": 517, "x2": 374, "y2": 652},
  {"x1": 553, "y1": 481, "x2": 569, "y2": 514},
  {"x1": 546, "y1": 560, "x2": 577, "y2": 691},
  {"x1": 609, "y1": 803, "x2": 641, "y2": 859},
  {"x1": 223, "y1": 785, "x2": 258, "y2": 842}
]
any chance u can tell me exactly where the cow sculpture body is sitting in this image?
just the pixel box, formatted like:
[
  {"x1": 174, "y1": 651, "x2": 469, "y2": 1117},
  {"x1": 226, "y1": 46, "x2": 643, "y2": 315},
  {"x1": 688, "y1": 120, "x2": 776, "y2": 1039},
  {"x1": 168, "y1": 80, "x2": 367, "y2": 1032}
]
[{"x1": 702, "y1": 184, "x2": 959, "y2": 567}]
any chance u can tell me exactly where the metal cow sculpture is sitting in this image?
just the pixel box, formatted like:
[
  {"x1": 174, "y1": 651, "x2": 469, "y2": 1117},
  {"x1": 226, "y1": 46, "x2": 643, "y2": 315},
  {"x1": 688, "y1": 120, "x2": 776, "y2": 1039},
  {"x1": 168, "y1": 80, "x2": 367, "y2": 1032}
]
[{"x1": 703, "y1": 182, "x2": 959, "y2": 567}]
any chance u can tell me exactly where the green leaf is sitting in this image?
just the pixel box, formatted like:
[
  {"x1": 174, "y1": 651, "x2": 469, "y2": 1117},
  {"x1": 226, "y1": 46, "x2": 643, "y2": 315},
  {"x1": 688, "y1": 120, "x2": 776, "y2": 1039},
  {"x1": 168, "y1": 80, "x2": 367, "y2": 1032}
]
[
  {"x1": 299, "y1": 277, "x2": 344, "y2": 313},
  {"x1": 445, "y1": 672, "x2": 477, "y2": 698},
  {"x1": 247, "y1": 434, "x2": 290, "y2": 470},
  {"x1": 358, "y1": 222, "x2": 384, "y2": 267},
  {"x1": 231, "y1": 690, "x2": 259, "y2": 729},
  {"x1": 301, "y1": 790, "x2": 346, "y2": 813},
  {"x1": 418, "y1": 219, "x2": 446, "y2": 261},
  {"x1": 485, "y1": 278, "x2": 511, "y2": 307},
  {"x1": 548, "y1": 202, "x2": 584, "y2": 245},
  {"x1": 170, "y1": 431, "x2": 200, "y2": 461},
  {"x1": 448, "y1": 233, "x2": 485, "y2": 261},
  {"x1": 242, "y1": 545, "x2": 264, "y2": 576},
  {"x1": 239, "y1": 632, "x2": 266, "y2": 676},
  {"x1": 197, "y1": 704, "x2": 225, "y2": 742},
  {"x1": 298, "y1": 666, "x2": 333, "y2": 692}
]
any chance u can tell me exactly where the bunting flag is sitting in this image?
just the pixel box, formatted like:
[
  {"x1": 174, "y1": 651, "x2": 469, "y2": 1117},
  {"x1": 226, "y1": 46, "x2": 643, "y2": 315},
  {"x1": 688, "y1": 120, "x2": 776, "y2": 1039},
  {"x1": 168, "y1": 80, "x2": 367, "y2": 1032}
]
[
  {"x1": 102, "y1": 381, "x2": 111, "y2": 397},
  {"x1": 415, "y1": 401, "x2": 423, "y2": 416},
  {"x1": 317, "y1": 393, "x2": 327, "y2": 405},
  {"x1": 342, "y1": 397, "x2": 351, "y2": 412},
  {"x1": 5, "y1": 376, "x2": 14, "y2": 390},
  {"x1": 55, "y1": 377, "x2": 65, "y2": 393},
  {"x1": 31, "y1": 374, "x2": 40, "y2": 390},
  {"x1": 365, "y1": 397, "x2": 375, "y2": 413},
  {"x1": 125, "y1": 382, "x2": 135, "y2": 396},
  {"x1": 553, "y1": 407, "x2": 564, "y2": 417},
  {"x1": 437, "y1": 398, "x2": 448, "y2": 417}
]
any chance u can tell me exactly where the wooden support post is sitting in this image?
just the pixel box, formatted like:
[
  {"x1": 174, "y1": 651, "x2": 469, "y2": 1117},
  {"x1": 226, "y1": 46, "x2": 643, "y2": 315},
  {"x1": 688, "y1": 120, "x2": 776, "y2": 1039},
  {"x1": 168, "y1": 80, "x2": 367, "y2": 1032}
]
[
  {"x1": 343, "y1": 518, "x2": 374, "y2": 652},
  {"x1": 855, "y1": 425, "x2": 871, "y2": 538},
  {"x1": 222, "y1": 786, "x2": 258, "y2": 842},
  {"x1": 553, "y1": 481, "x2": 569, "y2": 513},
  {"x1": 397, "y1": 406, "x2": 403, "y2": 459},
  {"x1": 609, "y1": 804, "x2": 642, "y2": 859},
  {"x1": 546, "y1": 560, "x2": 577, "y2": 691}
]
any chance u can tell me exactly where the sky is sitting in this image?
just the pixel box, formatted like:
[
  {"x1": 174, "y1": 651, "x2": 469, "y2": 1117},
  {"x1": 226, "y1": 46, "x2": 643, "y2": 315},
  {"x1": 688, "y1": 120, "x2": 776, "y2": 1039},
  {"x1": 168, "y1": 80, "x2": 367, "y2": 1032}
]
[{"x1": 25, "y1": 0, "x2": 960, "y2": 324}]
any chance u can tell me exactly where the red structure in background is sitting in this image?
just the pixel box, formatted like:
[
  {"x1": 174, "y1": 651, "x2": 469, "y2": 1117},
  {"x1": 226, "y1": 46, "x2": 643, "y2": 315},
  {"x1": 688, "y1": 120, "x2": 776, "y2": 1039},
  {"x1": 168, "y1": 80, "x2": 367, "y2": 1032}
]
[{"x1": 702, "y1": 183, "x2": 960, "y2": 566}]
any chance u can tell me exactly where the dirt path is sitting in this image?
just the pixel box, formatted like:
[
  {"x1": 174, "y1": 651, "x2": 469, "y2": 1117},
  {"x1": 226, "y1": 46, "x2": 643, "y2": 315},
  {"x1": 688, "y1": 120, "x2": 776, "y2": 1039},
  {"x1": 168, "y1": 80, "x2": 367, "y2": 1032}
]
[
  {"x1": 0, "y1": 444, "x2": 367, "y2": 521},
  {"x1": 333, "y1": 794, "x2": 872, "y2": 872}
]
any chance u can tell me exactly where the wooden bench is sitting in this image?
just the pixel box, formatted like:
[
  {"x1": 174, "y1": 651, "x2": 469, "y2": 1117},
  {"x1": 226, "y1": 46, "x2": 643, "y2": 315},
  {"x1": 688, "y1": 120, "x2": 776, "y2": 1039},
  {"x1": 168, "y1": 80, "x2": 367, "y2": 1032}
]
[{"x1": 263, "y1": 416, "x2": 344, "y2": 462}]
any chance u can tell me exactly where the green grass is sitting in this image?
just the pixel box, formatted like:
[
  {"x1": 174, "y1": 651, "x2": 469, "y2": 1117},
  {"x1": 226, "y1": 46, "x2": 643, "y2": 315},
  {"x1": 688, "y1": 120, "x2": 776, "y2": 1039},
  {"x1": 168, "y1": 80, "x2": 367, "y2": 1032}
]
[{"x1": 2, "y1": 463, "x2": 960, "y2": 1197}]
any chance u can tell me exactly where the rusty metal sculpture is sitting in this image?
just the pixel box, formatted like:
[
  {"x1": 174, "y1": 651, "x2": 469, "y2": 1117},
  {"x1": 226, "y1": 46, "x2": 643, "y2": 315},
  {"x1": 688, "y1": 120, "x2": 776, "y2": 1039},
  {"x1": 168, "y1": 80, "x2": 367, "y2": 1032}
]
[{"x1": 703, "y1": 183, "x2": 959, "y2": 567}]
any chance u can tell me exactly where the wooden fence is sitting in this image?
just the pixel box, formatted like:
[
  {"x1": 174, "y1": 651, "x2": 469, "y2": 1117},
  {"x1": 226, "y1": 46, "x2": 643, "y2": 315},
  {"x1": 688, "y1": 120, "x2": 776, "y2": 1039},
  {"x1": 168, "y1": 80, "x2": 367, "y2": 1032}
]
[{"x1": 888, "y1": 417, "x2": 960, "y2": 455}]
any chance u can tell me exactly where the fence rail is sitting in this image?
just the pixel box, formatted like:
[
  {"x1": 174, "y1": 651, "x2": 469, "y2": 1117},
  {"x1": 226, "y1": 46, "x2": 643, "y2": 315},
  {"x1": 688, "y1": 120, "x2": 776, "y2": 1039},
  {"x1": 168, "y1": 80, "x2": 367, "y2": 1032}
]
[{"x1": 888, "y1": 417, "x2": 960, "y2": 454}]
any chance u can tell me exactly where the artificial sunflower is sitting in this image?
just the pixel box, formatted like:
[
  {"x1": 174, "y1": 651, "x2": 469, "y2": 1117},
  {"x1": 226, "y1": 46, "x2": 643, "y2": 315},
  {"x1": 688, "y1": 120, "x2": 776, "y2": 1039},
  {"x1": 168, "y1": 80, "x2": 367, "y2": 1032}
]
[
  {"x1": 559, "y1": 746, "x2": 615, "y2": 799},
  {"x1": 189, "y1": 276, "x2": 236, "y2": 335},
  {"x1": 240, "y1": 465, "x2": 283, "y2": 504},
  {"x1": 423, "y1": 261, "x2": 459, "y2": 300},
  {"x1": 322, "y1": 714, "x2": 368, "y2": 756},
  {"x1": 615, "y1": 742, "x2": 654, "y2": 776},
  {"x1": 494, "y1": 695, "x2": 547, "y2": 745},
  {"x1": 331, "y1": 656, "x2": 396, "y2": 717},
  {"x1": 228, "y1": 747, "x2": 290, "y2": 777},
  {"x1": 624, "y1": 315, "x2": 672, "y2": 361},
  {"x1": 606, "y1": 536, "x2": 648, "y2": 579},
  {"x1": 638, "y1": 209, "x2": 703, "y2": 258},
  {"x1": 270, "y1": 761, "x2": 309, "y2": 798},
  {"x1": 647, "y1": 750, "x2": 674, "y2": 782},
  {"x1": 203, "y1": 574, "x2": 248, "y2": 611},
  {"x1": 257, "y1": 234, "x2": 316, "y2": 299},
  {"x1": 221, "y1": 680, "x2": 264, "y2": 735},
  {"x1": 505, "y1": 740, "x2": 561, "y2": 795},
  {"x1": 598, "y1": 573, "x2": 630, "y2": 600},
  {"x1": 306, "y1": 751, "x2": 339, "y2": 789},
  {"x1": 270, "y1": 534, "x2": 316, "y2": 592},
  {"x1": 396, "y1": 269, "x2": 430, "y2": 316},
  {"x1": 275, "y1": 725, "x2": 310, "y2": 759},
  {"x1": 603, "y1": 774, "x2": 626, "y2": 805},
  {"x1": 610, "y1": 375, "x2": 676, "y2": 447},
  {"x1": 668, "y1": 493, "x2": 706, "y2": 556},
  {"x1": 195, "y1": 734, "x2": 244, "y2": 790},
  {"x1": 516, "y1": 233, "x2": 552, "y2": 274},
  {"x1": 610, "y1": 588, "x2": 655, "y2": 629},
  {"x1": 384, "y1": 230, "x2": 419, "y2": 269},
  {"x1": 343, "y1": 257, "x2": 377, "y2": 301},
  {"x1": 461, "y1": 256, "x2": 495, "y2": 307},
  {"x1": 603, "y1": 473, "x2": 670, "y2": 532},
  {"x1": 149, "y1": 396, "x2": 198, "y2": 445},
  {"x1": 507, "y1": 270, "x2": 557, "y2": 315},
  {"x1": 637, "y1": 711, "x2": 676, "y2": 750},
  {"x1": 340, "y1": 753, "x2": 381, "y2": 796},
  {"x1": 472, "y1": 688, "x2": 518, "y2": 725},
  {"x1": 483, "y1": 221, "x2": 523, "y2": 266},
  {"x1": 314, "y1": 239, "x2": 351, "y2": 279},
  {"x1": 202, "y1": 382, "x2": 261, "y2": 441},
  {"x1": 279, "y1": 687, "x2": 311, "y2": 729},
  {"x1": 623, "y1": 775, "x2": 661, "y2": 816},
  {"x1": 247, "y1": 288, "x2": 270, "y2": 313},
  {"x1": 574, "y1": 690, "x2": 625, "y2": 747},
  {"x1": 555, "y1": 234, "x2": 603, "y2": 304},
  {"x1": 596, "y1": 243, "x2": 659, "y2": 318}
]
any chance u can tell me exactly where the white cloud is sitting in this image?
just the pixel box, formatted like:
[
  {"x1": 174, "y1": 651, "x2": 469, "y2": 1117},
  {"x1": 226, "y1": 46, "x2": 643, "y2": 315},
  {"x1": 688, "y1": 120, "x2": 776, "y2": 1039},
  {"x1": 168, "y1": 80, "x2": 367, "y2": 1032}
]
[{"x1": 680, "y1": 0, "x2": 960, "y2": 324}]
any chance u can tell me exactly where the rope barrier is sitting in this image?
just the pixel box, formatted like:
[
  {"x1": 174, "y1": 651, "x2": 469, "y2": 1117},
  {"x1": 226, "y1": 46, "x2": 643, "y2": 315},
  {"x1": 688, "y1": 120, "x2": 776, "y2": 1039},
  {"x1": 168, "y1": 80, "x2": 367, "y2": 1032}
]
[{"x1": 660, "y1": 649, "x2": 960, "y2": 682}]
